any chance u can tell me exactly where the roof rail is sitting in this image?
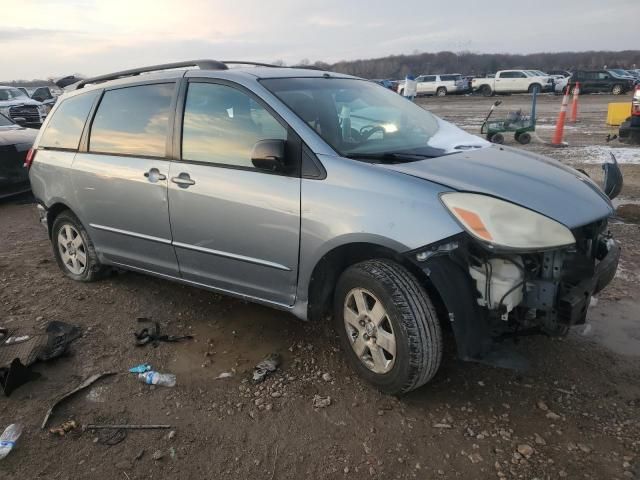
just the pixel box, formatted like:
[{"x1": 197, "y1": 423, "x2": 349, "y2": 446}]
[
  {"x1": 75, "y1": 59, "x2": 228, "y2": 89},
  {"x1": 222, "y1": 61, "x2": 283, "y2": 68}
]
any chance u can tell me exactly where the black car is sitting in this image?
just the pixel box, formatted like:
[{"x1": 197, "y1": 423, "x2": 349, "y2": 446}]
[
  {"x1": 568, "y1": 70, "x2": 635, "y2": 95},
  {"x1": 0, "y1": 113, "x2": 37, "y2": 199}
]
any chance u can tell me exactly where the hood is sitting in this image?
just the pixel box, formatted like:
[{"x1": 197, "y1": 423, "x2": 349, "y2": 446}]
[
  {"x1": 0, "y1": 126, "x2": 38, "y2": 146},
  {"x1": 382, "y1": 145, "x2": 614, "y2": 229},
  {"x1": 0, "y1": 98, "x2": 42, "y2": 108}
]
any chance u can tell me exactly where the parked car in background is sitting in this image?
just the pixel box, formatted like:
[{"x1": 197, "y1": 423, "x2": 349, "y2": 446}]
[
  {"x1": 472, "y1": 70, "x2": 553, "y2": 96},
  {"x1": 28, "y1": 60, "x2": 621, "y2": 395},
  {"x1": 372, "y1": 79, "x2": 396, "y2": 90},
  {"x1": 608, "y1": 69, "x2": 637, "y2": 83},
  {"x1": 0, "y1": 86, "x2": 47, "y2": 128},
  {"x1": 547, "y1": 70, "x2": 572, "y2": 78},
  {"x1": 0, "y1": 113, "x2": 37, "y2": 199},
  {"x1": 398, "y1": 74, "x2": 468, "y2": 96},
  {"x1": 619, "y1": 85, "x2": 640, "y2": 143},
  {"x1": 568, "y1": 70, "x2": 634, "y2": 95}
]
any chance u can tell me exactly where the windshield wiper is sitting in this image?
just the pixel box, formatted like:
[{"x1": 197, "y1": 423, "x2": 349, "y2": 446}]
[{"x1": 345, "y1": 151, "x2": 440, "y2": 163}]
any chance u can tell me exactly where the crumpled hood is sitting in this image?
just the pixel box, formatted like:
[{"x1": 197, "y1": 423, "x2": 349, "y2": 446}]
[
  {"x1": 382, "y1": 145, "x2": 614, "y2": 229},
  {"x1": 0, "y1": 126, "x2": 38, "y2": 146}
]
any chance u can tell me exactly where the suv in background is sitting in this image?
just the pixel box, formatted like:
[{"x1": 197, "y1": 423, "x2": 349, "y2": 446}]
[
  {"x1": 568, "y1": 70, "x2": 634, "y2": 95},
  {"x1": 28, "y1": 60, "x2": 621, "y2": 395},
  {"x1": 398, "y1": 74, "x2": 468, "y2": 97},
  {"x1": 0, "y1": 86, "x2": 47, "y2": 127}
]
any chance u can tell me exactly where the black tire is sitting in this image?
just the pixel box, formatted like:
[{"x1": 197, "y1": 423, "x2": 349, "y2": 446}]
[
  {"x1": 528, "y1": 83, "x2": 542, "y2": 94},
  {"x1": 612, "y1": 84, "x2": 623, "y2": 95},
  {"x1": 51, "y1": 210, "x2": 106, "y2": 282},
  {"x1": 436, "y1": 87, "x2": 447, "y2": 97},
  {"x1": 398, "y1": 88, "x2": 404, "y2": 96},
  {"x1": 480, "y1": 85, "x2": 493, "y2": 97},
  {"x1": 516, "y1": 132, "x2": 532, "y2": 144},
  {"x1": 490, "y1": 132, "x2": 505, "y2": 144},
  {"x1": 333, "y1": 259, "x2": 442, "y2": 395}
]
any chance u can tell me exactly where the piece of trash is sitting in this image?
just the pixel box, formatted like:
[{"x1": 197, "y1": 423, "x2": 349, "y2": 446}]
[
  {"x1": 86, "y1": 424, "x2": 172, "y2": 430},
  {"x1": 41, "y1": 371, "x2": 116, "y2": 429},
  {"x1": 134, "y1": 318, "x2": 193, "y2": 347},
  {"x1": 252, "y1": 353, "x2": 281, "y2": 383},
  {"x1": 0, "y1": 424, "x2": 23, "y2": 460},
  {"x1": 1, "y1": 321, "x2": 81, "y2": 396},
  {"x1": 312, "y1": 395, "x2": 331, "y2": 408},
  {"x1": 138, "y1": 371, "x2": 176, "y2": 387},
  {"x1": 216, "y1": 371, "x2": 234, "y2": 380},
  {"x1": 129, "y1": 363, "x2": 152, "y2": 374},
  {"x1": 49, "y1": 420, "x2": 78, "y2": 436}
]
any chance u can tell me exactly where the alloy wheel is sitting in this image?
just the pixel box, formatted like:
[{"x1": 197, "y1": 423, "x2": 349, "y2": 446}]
[
  {"x1": 57, "y1": 224, "x2": 87, "y2": 275},
  {"x1": 343, "y1": 288, "x2": 396, "y2": 374}
]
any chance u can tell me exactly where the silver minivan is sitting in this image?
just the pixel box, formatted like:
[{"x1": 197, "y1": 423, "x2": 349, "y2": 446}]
[{"x1": 28, "y1": 60, "x2": 622, "y2": 394}]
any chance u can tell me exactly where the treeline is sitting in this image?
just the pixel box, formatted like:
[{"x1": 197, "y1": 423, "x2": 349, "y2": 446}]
[{"x1": 310, "y1": 50, "x2": 640, "y2": 79}]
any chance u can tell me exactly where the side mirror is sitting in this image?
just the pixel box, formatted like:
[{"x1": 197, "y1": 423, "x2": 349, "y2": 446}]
[
  {"x1": 603, "y1": 153, "x2": 623, "y2": 200},
  {"x1": 251, "y1": 139, "x2": 287, "y2": 172}
]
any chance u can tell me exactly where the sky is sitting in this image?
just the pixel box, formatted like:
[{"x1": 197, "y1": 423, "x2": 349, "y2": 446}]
[{"x1": 1, "y1": 0, "x2": 637, "y2": 80}]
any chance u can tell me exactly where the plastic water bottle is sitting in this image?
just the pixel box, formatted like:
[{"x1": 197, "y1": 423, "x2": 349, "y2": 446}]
[
  {"x1": 138, "y1": 371, "x2": 176, "y2": 387},
  {"x1": 0, "y1": 424, "x2": 23, "y2": 460}
]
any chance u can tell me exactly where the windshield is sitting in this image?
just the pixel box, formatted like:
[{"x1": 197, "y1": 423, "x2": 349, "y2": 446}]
[
  {"x1": 261, "y1": 77, "x2": 451, "y2": 159},
  {"x1": 0, "y1": 88, "x2": 29, "y2": 101}
]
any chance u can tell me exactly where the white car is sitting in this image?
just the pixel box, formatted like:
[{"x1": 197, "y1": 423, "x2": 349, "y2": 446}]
[
  {"x1": 398, "y1": 74, "x2": 469, "y2": 97},
  {"x1": 472, "y1": 70, "x2": 553, "y2": 96}
]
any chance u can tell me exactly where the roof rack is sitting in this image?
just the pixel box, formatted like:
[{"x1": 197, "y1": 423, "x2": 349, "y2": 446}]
[
  {"x1": 222, "y1": 61, "x2": 283, "y2": 68},
  {"x1": 75, "y1": 59, "x2": 228, "y2": 89}
]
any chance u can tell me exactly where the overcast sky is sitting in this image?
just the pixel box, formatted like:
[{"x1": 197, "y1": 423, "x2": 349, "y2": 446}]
[{"x1": 1, "y1": 0, "x2": 637, "y2": 80}]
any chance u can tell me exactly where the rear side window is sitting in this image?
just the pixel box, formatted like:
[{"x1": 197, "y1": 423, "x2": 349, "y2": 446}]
[
  {"x1": 89, "y1": 83, "x2": 174, "y2": 157},
  {"x1": 39, "y1": 91, "x2": 98, "y2": 150}
]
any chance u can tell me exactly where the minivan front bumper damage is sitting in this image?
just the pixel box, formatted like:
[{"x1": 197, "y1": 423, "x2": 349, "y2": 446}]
[{"x1": 409, "y1": 225, "x2": 620, "y2": 370}]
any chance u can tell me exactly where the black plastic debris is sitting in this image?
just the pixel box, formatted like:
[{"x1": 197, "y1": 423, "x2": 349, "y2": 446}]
[
  {"x1": 134, "y1": 318, "x2": 193, "y2": 347},
  {"x1": 252, "y1": 353, "x2": 281, "y2": 383},
  {"x1": 0, "y1": 321, "x2": 81, "y2": 396}
]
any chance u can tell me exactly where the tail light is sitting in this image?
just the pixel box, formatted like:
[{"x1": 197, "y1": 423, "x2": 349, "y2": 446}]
[{"x1": 24, "y1": 148, "x2": 36, "y2": 169}]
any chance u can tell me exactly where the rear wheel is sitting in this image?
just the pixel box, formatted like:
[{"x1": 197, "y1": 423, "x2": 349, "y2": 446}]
[
  {"x1": 528, "y1": 83, "x2": 542, "y2": 94},
  {"x1": 436, "y1": 87, "x2": 447, "y2": 97},
  {"x1": 612, "y1": 84, "x2": 623, "y2": 95},
  {"x1": 334, "y1": 259, "x2": 442, "y2": 395},
  {"x1": 516, "y1": 132, "x2": 532, "y2": 144},
  {"x1": 489, "y1": 132, "x2": 505, "y2": 144},
  {"x1": 51, "y1": 210, "x2": 106, "y2": 282}
]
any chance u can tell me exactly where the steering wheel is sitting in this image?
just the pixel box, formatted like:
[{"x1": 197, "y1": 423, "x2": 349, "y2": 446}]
[{"x1": 359, "y1": 125, "x2": 385, "y2": 141}]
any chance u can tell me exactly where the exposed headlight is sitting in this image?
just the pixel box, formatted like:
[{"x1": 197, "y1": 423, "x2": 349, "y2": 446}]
[{"x1": 441, "y1": 192, "x2": 575, "y2": 250}]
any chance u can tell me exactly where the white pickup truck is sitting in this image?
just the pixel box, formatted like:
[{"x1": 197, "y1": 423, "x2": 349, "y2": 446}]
[{"x1": 472, "y1": 70, "x2": 553, "y2": 96}]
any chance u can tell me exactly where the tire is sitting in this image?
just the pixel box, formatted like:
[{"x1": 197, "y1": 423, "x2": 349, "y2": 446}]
[
  {"x1": 51, "y1": 210, "x2": 106, "y2": 282},
  {"x1": 528, "y1": 83, "x2": 542, "y2": 94},
  {"x1": 398, "y1": 89, "x2": 404, "y2": 96},
  {"x1": 516, "y1": 132, "x2": 532, "y2": 144},
  {"x1": 436, "y1": 87, "x2": 447, "y2": 97},
  {"x1": 612, "y1": 84, "x2": 623, "y2": 95},
  {"x1": 480, "y1": 85, "x2": 493, "y2": 97},
  {"x1": 490, "y1": 132, "x2": 505, "y2": 144},
  {"x1": 333, "y1": 259, "x2": 442, "y2": 395}
]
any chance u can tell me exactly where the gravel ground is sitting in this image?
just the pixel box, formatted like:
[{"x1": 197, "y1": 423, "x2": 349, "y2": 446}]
[{"x1": 0, "y1": 93, "x2": 639, "y2": 480}]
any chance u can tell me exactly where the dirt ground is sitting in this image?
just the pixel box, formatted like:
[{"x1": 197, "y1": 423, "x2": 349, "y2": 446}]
[{"x1": 1, "y1": 93, "x2": 639, "y2": 480}]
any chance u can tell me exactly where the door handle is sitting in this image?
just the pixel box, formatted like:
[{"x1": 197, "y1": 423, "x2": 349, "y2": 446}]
[
  {"x1": 171, "y1": 173, "x2": 196, "y2": 188},
  {"x1": 144, "y1": 168, "x2": 167, "y2": 182}
]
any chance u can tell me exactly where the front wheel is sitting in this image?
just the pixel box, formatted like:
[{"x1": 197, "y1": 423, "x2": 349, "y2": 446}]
[
  {"x1": 51, "y1": 210, "x2": 106, "y2": 282},
  {"x1": 480, "y1": 85, "x2": 493, "y2": 97},
  {"x1": 334, "y1": 259, "x2": 442, "y2": 395},
  {"x1": 612, "y1": 84, "x2": 623, "y2": 95}
]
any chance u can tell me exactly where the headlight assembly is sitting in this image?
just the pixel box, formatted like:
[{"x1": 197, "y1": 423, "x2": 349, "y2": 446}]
[{"x1": 441, "y1": 192, "x2": 575, "y2": 250}]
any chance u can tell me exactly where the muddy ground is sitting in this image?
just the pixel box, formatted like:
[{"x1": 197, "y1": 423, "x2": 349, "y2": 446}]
[{"x1": 1, "y1": 93, "x2": 639, "y2": 480}]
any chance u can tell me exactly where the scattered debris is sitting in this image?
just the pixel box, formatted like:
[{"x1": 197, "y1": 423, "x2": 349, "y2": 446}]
[
  {"x1": 252, "y1": 353, "x2": 281, "y2": 383},
  {"x1": 433, "y1": 423, "x2": 453, "y2": 429},
  {"x1": 49, "y1": 420, "x2": 78, "y2": 436},
  {"x1": 216, "y1": 371, "x2": 234, "y2": 380},
  {"x1": 152, "y1": 450, "x2": 164, "y2": 461},
  {"x1": 517, "y1": 444, "x2": 534, "y2": 458},
  {"x1": 0, "y1": 424, "x2": 23, "y2": 460},
  {"x1": 134, "y1": 318, "x2": 193, "y2": 347},
  {"x1": 312, "y1": 395, "x2": 331, "y2": 408},
  {"x1": 546, "y1": 411, "x2": 562, "y2": 420},
  {"x1": 41, "y1": 371, "x2": 116, "y2": 429},
  {"x1": 321, "y1": 373, "x2": 332, "y2": 382},
  {"x1": 128, "y1": 363, "x2": 152, "y2": 374},
  {"x1": 138, "y1": 371, "x2": 176, "y2": 387}
]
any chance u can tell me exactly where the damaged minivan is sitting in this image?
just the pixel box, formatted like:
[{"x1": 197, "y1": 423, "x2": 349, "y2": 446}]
[{"x1": 28, "y1": 60, "x2": 622, "y2": 394}]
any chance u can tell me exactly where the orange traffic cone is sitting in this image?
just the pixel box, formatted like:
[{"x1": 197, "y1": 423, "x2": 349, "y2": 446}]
[
  {"x1": 551, "y1": 86, "x2": 571, "y2": 147},
  {"x1": 569, "y1": 82, "x2": 580, "y2": 123}
]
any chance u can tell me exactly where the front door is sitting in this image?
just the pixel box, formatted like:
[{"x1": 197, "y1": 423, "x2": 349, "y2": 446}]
[
  {"x1": 417, "y1": 75, "x2": 437, "y2": 95},
  {"x1": 73, "y1": 82, "x2": 179, "y2": 276},
  {"x1": 167, "y1": 80, "x2": 301, "y2": 306}
]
